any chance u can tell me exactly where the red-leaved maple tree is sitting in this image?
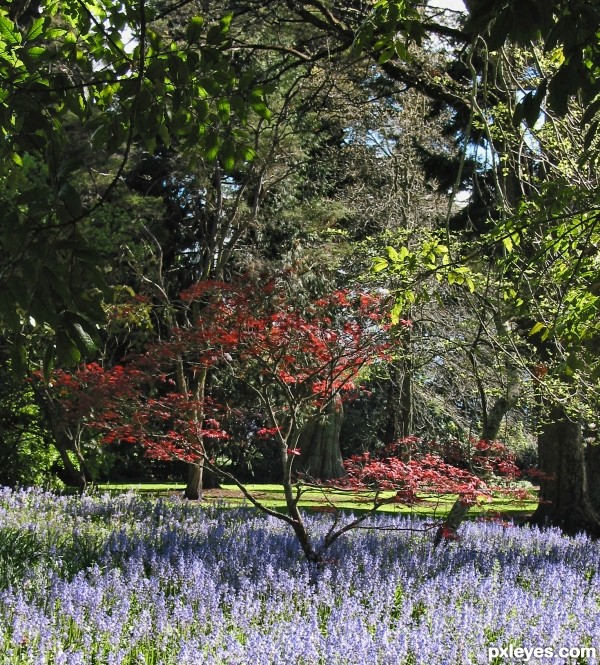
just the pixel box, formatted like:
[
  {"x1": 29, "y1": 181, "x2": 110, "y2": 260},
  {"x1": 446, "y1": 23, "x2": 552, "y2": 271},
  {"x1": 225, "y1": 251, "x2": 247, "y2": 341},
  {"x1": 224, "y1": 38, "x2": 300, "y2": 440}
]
[{"x1": 44, "y1": 279, "x2": 523, "y2": 564}]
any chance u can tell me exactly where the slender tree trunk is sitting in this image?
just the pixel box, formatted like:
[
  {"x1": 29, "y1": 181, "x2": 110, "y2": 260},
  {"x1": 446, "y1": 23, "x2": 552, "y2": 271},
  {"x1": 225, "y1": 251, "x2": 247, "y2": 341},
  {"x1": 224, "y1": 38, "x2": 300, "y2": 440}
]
[
  {"x1": 435, "y1": 386, "x2": 519, "y2": 547},
  {"x1": 398, "y1": 364, "x2": 413, "y2": 441},
  {"x1": 381, "y1": 363, "x2": 401, "y2": 444},
  {"x1": 381, "y1": 358, "x2": 413, "y2": 458},
  {"x1": 52, "y1": 436, "x2": 87, "y2": 489},
  {"x1": 482, "y1": 395, "x2": 511, "y2": 441},
  {"x1": 297, "y1": 394, "x2": 345, "y2": 480},
  {"x1": 185, "y1": 461, "x2": 204, "y2": 500},
  {"x1": 33, "y1": 386, "x2": 87, "y2": 489},
  {"x1": 530, "y1": 404, "x2": 600, "y2": 536},
  {"x1": 586, "y1": 441, "x2": 600, "y2": 515},
  {"x1": 182, "y1": 367, "x2": 221, "y2": 499},
  {"x1": 184, "y1": 460, "x2": 221, "y2": 500}
]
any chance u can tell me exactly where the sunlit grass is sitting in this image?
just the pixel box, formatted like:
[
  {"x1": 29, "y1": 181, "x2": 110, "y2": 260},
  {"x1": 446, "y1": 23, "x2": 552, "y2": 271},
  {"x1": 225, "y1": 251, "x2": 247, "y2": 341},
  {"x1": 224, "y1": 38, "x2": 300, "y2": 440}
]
[{"x1": 95, "y1": 482, "x2": 538, "y2": 518}]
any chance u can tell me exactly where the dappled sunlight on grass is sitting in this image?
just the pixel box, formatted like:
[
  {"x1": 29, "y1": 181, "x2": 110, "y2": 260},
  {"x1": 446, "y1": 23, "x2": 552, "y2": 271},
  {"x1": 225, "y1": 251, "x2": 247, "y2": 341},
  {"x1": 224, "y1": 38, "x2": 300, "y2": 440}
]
[{"x1": 95, "y1": 482, "x2": 538, "y2": 518}]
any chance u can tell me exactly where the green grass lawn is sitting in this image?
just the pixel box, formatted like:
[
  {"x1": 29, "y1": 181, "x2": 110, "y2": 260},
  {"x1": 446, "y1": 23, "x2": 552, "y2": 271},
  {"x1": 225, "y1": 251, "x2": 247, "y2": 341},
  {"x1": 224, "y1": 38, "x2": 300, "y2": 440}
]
[{"x1": 95, "y1": 481, "x2": 538, "y2": 518}]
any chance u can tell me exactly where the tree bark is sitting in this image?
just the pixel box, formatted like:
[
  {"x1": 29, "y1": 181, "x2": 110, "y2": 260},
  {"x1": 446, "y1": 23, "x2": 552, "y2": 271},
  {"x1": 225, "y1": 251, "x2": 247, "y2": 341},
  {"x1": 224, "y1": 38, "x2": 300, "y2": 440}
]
[
  {"x1": 434, "y1": 387, "x2": 519, "y2": 546},
  {"x1": 586, "y1": 440, "x2": 600, "y2": 515},
  {"x1": 33, "y1": 385, "x2": 87, "y2": 489},
  {"x1": 184, "y1": 461, "x2": 203, "y2": 500},
  {"x1": 180, "y1": 366, "x2": 223, "y2": 499},
  {"x1": 52, "y1": 435, "x2": 87, "y2": 490},
  {"x1": 530, "y1": 404, "x2": 600, "y2": 536},
  {"x1": 382, "y1": 360, "x2": 413, "y2": 445},
  {"x1": 296, "y1": 394, "x2": 345, "y2": 480},
  {"x1": 184, "y1": 461, "x2": 221, "y2": 500}
]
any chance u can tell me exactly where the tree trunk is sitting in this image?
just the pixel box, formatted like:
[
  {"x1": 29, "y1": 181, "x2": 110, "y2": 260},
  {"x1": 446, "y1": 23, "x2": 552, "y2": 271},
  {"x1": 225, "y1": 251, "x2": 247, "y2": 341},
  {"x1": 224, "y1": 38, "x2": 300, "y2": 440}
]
[
  {"x1": 297, "y1": 394, "x2": 345, "y2": 480},
  {"x1": 531, "y1": 404, "x2": 600, "y2": 536},
  {"x1": 398, "y1": 367, "x2": 413, "y2": 441},
  {"x1": 435, "y1": 388, "x2": 519, "y2": 546},
  {"x1": 586, "y1": 441, "x2": 600, "y2": 515},
  {"x1": 52, "y1": 435, "x2": 87, "y2": 490},
  {"x1": 381, "y1": 359, "x2": 413, "y2": 456},
  {"x1": 482, "y1": 396, "x2": 510, "y2": 442},
  {"x1": 381, "y1": 364, "x2": 401, "y2": 445},
  {"x1": 33, "y1": 386, "x2": 87, "y2": 489},
  {"x1": 184, "y1": 461, "x2": 221, "y2": 499},
  {"x1": 179, "y1": 366, "x2": 222, "y2": 499},
  {"x1": 184, "y1": 462, "x2": 203, "y2": 500}
]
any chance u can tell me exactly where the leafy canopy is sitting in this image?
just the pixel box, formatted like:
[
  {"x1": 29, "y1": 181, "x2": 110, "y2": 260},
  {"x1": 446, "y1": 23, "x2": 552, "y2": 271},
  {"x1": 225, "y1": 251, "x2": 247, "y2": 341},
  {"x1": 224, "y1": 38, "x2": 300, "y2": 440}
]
[{"x1": 0, "y1": 0, "x2": 266, "y2": 367}]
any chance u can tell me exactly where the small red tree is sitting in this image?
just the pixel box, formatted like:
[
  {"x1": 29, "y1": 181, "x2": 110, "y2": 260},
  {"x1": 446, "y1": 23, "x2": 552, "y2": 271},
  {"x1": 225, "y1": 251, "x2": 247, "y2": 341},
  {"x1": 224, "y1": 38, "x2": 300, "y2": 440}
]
[
  {"x1": 47, "y1": 279, "x2": 524, "y2": 564},
  {"x1": 30, "y1": 362, "x2": 150, "y2": 488}
]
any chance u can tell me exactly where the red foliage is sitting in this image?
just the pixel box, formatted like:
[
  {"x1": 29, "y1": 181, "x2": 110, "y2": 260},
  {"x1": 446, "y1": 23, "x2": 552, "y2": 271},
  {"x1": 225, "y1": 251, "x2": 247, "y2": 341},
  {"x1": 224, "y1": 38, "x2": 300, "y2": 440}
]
[
  {"x1": 42, "y1": 280, "x2": 392, "y2": 466},
  {"x1": 334, "y1": 436, "x2": 523, "y2": 505},
  {"x1": 41, "y1": 280, "x2": 527, "y2": 514},
  {"x1": 255, "y1": 427, "x2": 281, "y2": 439},
  {"x1": 387, "y1": 436, "x2": 522, "y2": 481},
  {"x1": 40, "y1": 280, "x2": 527, "y2": 516},
  {"x1": 169, "y1": 281, "x2": 392, "y2": 411},
  {"x1": 338, "y1": 448, "x2": 488, "y2": 504},
  {"x1": 438, "y1": 525, "x2": 461, "y2": 541}
]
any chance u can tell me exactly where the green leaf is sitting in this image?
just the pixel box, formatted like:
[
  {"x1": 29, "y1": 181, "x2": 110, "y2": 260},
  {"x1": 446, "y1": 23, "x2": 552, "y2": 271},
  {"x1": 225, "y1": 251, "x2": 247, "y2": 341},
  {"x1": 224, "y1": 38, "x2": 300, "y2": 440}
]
[
  {"x1": 204, "y1": 132, "x2": 220, "y2": 161},
  {"x1": 56, "y1": 331, "x2": 81, "y2": 366},
  {"x1": 548, "y1": 65, "x2": 573, "y2": 117},
  {"x1": 221, "y1": 153, "x2": 235, "y2": 171},
  {"x1": 582, "y1": 96, "x2": 600, "y2": 127},
  {"x1": 251, "y1": 102, "x2": 271, "y2": 120},
  {"x1": 46, "y1": 28, "x2": 67, "y2": 40},
  {"x1": 220, "y1": 13, "x2": 233, "y2": 29},
  {"x1": 221, "y1": 139, "x2": 235, "y2": 171},
  {"x1": 43, "y1": 344, "x2": 55, "y2": 382},
  {"x1": 65, "y1": 311, "x2": 100, "y2": 342},
  {"x1": 10, "y1": 337, "x2": 27, "y2": 377},
  {"x1": 242, "y1": 146, "x2": 257, "y2": 162},
  {"x1": 186, "y1": 16, "x2": 204, "y2": 43},
  {"x1": 390, "y1": 302, "x2": 403, "y2": 325},
  {"x1": 145, "y1": 57, "x2": 166, "y2": 81},
  {"x1": 195, "y1": 98, "x2": 210, "y2": 122},
  {"x1": 0, "y1": 291, "x2": 20, "y2": 331},
  {"x1": 168, "y1": 52, "x2": 189, "y2": 85},
  {"x1": 487, "y1": 8, "x2": 514, "y2": 50},
  {"x1": 386, "y1": 245, "x2": 399, "y2": 262},
  {"x1": 69, "y1": 321, "x2": 97, "y2": 356},
  {"x1": 372, "y1": 257, "x2": 389, "y2": 273},
  {"x1": 58, "y1": 182, "x2": 83, "y2": 218},
  {"x1": 26, "y1": 46, "x2": 46, "y2": 58},
  {"x1": 230, "y1": 94, "x2": 246, "y2": 116},
  {"x1": 514, "y1": 80, "x2": 547, "y2": 128},
  {"x1": 206, "y1": 24, "x2": 225, "y2": 45},
  {"x1": 529, "y1": 321, "x2": 546, "y2": 337},
  {"x1": 217, "y1": 99, "x2": 231, "y2": 123},
  {"x1": 26, "y1": 17, "x2": 45, "y2": 41},
  {"x1": 377, "y1": 47, "x2": 395, "y2": 64},
  {"x1": 157, "y1": 121, "x2": 170, "y2": 148},
  {"x1": 0, "y1": 15, "x2": 21, "y2": 46},
  {"x1": 565, "y1": 352, "x2": 581, "y2": 376},
  {"x1": 57, "y1": 158, "x2": 81, "y2": 179},
  {"x1": 30, "y1": 292, "x2": 60, "y2": 328}
]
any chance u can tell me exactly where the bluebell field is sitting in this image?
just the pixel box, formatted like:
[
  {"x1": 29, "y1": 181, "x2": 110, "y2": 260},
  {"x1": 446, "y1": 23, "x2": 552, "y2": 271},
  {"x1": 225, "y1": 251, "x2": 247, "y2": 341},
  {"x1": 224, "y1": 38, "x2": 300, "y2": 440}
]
[{"x1": 0, "y1": 487, "x2": 598, "y2": 664}]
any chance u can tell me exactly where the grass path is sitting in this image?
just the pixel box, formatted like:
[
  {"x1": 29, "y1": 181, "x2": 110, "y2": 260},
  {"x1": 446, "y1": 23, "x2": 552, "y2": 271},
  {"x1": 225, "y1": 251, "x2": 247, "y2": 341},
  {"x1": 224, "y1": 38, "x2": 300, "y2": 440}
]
[{"x1": 95, "y1": 482, "x2": 538, "y2": 518}]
